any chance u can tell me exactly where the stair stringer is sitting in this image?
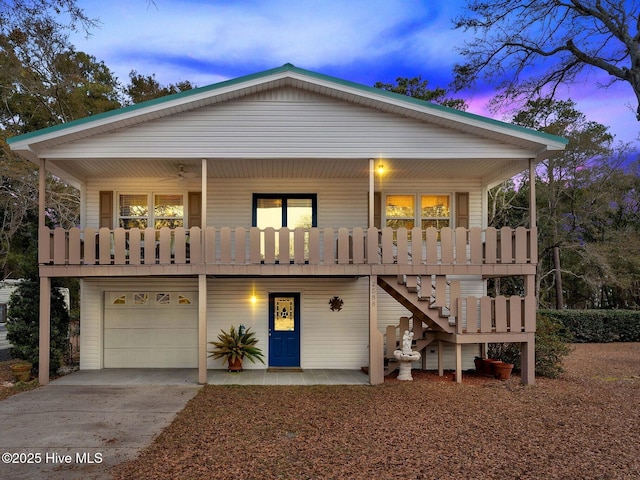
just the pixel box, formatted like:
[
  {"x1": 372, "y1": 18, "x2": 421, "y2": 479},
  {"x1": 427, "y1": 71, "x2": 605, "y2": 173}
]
[{"x1": 377, "y1": 276, "x2": 455, "y2": 334}]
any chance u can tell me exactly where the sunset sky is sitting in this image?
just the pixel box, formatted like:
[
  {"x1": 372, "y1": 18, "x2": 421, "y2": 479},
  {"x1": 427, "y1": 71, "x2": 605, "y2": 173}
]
[{"x1": 69, "y1": 0, "x2": 638, "y2": 148}]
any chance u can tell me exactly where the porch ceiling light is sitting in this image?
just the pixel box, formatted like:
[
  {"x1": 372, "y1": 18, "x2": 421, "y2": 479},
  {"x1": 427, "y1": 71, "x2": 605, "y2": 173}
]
[{"x1": 377, "y1": 164, "x2": 385, "y2": 175}]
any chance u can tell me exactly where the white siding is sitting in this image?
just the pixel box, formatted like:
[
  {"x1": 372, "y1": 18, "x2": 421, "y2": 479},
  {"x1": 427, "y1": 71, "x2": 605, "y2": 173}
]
[
  {"x1": 81, "y1": 275, "x2": 484, "y2": 371},
  {"x1": 43, "y1": 88, "x2": 533, "y2": 160},
  {"x1": 207, "y1": 277, "x2": 370, "y2": 370},
  {"x1": 84, "y1": 177, "x2": 482, "y2": 230},
  {"x1": 0, "y1": 280, "x2": 20, "y2": 305}
]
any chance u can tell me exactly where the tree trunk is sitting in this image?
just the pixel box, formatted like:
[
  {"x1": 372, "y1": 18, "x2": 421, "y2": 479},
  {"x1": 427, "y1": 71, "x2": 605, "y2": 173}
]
[{"x1": 553, "y1": 245, "x2": 564, "y2": 309}]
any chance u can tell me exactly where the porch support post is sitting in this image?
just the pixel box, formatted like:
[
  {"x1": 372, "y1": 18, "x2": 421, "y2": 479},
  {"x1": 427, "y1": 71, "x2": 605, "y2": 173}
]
[
  {"x1": 198, "y1": 274, "x2": 207, "y2": 384},
  {"x1": 39, "y1": 159, "x2": 46, "y2": 228},
  {"x1": 368, "y1": 158, "x2": 374, "y2": 228},
  {"x1": 368, "y1": 275, "x2": 383, "y2": 385},
  {"x1": 455, "y1": 342, "x2": 462, "y2": 384},
  {"x1": 528, "y1": 158, "x2": 536, "y2": 230},
  {"x1": 38, "y1": 158, "x2": 51, "y2": 384},
  {"x1": 521, "y1": 336, "x2": 535, "y2": 385},
  {"x1": 201, "y1": 158, "x2": 208, "y2": 229},
  {"x1": 39, "y1": 276, "x2": 51, "y2": 385},
  {"x1": 437, "y1": 340, "x2": 444, "y2": 376},
  {"x1": 525, "y1": 159, "x2": 537, "y2": 387}
]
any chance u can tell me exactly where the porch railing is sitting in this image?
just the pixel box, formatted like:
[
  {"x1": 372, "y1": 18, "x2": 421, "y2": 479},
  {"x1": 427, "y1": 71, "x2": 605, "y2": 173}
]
[{"x1": 39, "y1": 225, "x2": 537, "y2": 267}]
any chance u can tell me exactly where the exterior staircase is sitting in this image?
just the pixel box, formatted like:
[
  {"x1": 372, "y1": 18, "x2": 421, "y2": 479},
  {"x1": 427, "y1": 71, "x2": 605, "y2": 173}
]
[
  {"x1": 378, "y1": 275, "x2": 461, "y2": 376},
  {"x1": 377, "y1": 275, "x2": 460, "y2": 334}
]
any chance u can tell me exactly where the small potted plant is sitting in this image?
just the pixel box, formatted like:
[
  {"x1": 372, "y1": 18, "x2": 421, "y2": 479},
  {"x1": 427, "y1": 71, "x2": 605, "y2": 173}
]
[
  {"x1": 9, "y1": 361, "x2": 33, "y2": 382},
  {"x1": 208, "y1": 325, "x2": 265, "y2": 372}
]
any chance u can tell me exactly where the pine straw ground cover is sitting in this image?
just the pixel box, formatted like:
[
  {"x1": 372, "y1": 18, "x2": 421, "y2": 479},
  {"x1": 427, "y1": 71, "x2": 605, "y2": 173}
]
[{"x1": 113, "y1": 343, "x2": 640, "y2": 480}]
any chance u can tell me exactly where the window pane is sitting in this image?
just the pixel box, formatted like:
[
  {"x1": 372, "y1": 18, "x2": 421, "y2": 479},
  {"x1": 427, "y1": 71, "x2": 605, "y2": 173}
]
[
  {"x1": 119, "y1": 194, "x2": 148, "y2": 229},
  {"x1": 154, "y1": 194, "x2": 184, "y2": 218},
  {"x1": 287, "y1": 198, "x2": 313, "y2": 228},
  {"x1": 119, "y1": 194, "x2": 148, "y2": 217},
  {"x1": 421, "y1": 195, "x2": 450, "y2": 218},
  {"x1": 386, "y1": 195, "x2": 414, "y2": 219},
  {"x1": 387, "y1": 219, "x2": 415, "y2": 230},
  {"x1": 274, "y1": 296, "x2": 295, "y2": 331},
  {"x1": 256, "y1": 198, "x2": 282, "y2": 229},
  {"x1": 422, "y1": 219, "x2": 450, "y2": 229},
  {"x1": 154, "y1": 218, "x2": 184, "y2": 229},
  {"x1": 119, "y1": 218, "x2": 148, "y2": 229}
]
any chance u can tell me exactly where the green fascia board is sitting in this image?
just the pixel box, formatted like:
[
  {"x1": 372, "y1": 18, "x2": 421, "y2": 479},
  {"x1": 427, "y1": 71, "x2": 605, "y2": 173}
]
[{"x1": 7, "y1": 63, "x2": 568, "y2": 146}]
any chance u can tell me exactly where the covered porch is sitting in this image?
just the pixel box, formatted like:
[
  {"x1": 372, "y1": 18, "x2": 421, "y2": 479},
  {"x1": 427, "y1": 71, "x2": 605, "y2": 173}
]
[{"x1": 51, "y1": 368, "x2": 370, "y2": 386}]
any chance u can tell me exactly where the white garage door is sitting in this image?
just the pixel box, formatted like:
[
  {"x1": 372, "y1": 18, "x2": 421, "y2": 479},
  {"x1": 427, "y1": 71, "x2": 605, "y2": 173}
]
[{"x1": 104, "y1": 291, "x2": 198, "y2": 368}]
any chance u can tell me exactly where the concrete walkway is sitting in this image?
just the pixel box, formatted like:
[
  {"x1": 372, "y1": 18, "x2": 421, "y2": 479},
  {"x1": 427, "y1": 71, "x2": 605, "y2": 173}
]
[
  {"x1": 51, "y1": 368, "x2": 370, "y2": 386},
  {"x1": 0, "y1": 384, "x2": 200, "y2": 480}
]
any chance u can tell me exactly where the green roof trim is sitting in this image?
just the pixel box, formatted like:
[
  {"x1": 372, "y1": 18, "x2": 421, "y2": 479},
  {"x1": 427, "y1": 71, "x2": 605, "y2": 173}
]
[{"x1": 7, "y1": 63, "x2": 568, "y2": 146}]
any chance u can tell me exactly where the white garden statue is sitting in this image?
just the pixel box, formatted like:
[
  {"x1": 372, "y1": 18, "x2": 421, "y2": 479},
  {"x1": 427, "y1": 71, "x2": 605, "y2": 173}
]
[{"x1": 394, "y1": 330, "x2": 422, "y2": 381}]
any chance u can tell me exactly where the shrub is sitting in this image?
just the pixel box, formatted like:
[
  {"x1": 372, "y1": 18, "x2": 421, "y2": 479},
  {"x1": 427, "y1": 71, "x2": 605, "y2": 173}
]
[
  {"x1": 539, "y1": 309, "x2": 640, "y2": 343},
  {"x1": 487, "y1": 313, "x2": 573, "y2": 378},
  {"x1": 6, "y1": 278, "x2": 70, "y2": 374}
]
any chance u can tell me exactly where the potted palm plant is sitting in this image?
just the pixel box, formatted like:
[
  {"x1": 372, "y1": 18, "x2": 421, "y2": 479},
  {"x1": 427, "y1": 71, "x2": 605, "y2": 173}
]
[{"x1": 208, "y1": 325, "x2": 265, "y2": 372}]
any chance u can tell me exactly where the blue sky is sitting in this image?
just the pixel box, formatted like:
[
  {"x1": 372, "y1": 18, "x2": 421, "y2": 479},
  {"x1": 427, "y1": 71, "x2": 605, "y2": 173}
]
[{"x1": 70, "y1": 0, "x2": 638, "y2": 148}]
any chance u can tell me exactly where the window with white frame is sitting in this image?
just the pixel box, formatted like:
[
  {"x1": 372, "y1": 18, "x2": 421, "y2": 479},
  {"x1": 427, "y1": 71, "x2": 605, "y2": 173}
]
[
  {"x1": 420, "y1": 195, "x2": 450, "y2": 229},
  {"x1": 118, "y1": 194, "x2": 184, "y2": 229},
  {"x1": 385, "y1": 194, "x2": 451, "y2": 230}
]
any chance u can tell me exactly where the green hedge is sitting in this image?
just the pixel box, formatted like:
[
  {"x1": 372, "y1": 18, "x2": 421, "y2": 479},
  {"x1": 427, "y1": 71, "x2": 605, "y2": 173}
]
[{"x1": 539, "y1": 309, "x2": 640, "y2": 343}]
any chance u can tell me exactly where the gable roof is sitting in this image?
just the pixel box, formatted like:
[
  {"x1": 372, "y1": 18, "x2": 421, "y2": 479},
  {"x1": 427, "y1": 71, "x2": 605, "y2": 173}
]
[{"x1": 8, "y1": 63, "x2": 567, "y2": 162}]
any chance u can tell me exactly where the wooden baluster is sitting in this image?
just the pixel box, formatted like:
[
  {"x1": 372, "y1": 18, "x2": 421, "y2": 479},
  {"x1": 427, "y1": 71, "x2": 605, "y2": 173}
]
[
  {"x1": 159, "y1": 227, "x2": 171, "y2": 264},
  {"x1": 495, "y1": 296, "x2": 508, "y2": 332},
  {"x1": 235, "y1": 227, "x2": 246, "y2": 264},
  {"x1": 352, "y1": 227, "x2": 364, "y2": 264},
  {"x1": 264, "y1": 227, "x2": 276, "y2": 264},
  {"x1": 189, "y1": 227, "x2": 202, "y2": 264},
  {"x1": 128, "y1": 228, "x2": 141, "y2": 265},
  {"x1": 455, "y1": 227, "x2": 467, "y2": 265},
  {"x1": 69, "y1": 227, "x2": 81, "y2": 265},
  {"x1": 500, "y1": 226, "x2": 512, "y2": 264},
  {"x1": 99, "y1": 227, "x2": 112, "y2": 265},
  {"x1": 381, "y1": 227, "x2": 394, "y2": 264},
  {"x1": 278, "y1": 227, "x2": 290, "y2": 264},
  {"x1": 509, "y1": 296, "x2": 523, "y2": 332},
  {"x1": 204, "y1": 227, "x2": 216, "y2": 264},
  {"x1": 83, "y1": 227, "x2": 96, "y2": 265},
  {"x1": 309, "y1": 228, "x2": 320, "y2": 264},
  {"x1": 53, "y1": 227, "x2": 66, "y2": 265},
  {"x1": 323, "y1": 227, "x2": 334, "y2": 264},
  {"x1": 426, "y1": 227, "x2": 437, "y2": 264},
  {"x1": 485, "y1": 227, "x2": 497, "y2": 264},
  {"x1": 294, "y1": 227, "x2": 306, "y2": 264},
  {"x1": 441, "y1": 227, "x2": 453, "y2": 264},
  {"x1": 113, "y1": 228, "x2": 126, "y2": 264},
  {"x1": 396, "y1": 227, "x2": 408, "y2": 265},
  {"x1": 480, "y1": 297, "x2": 492, "y2": 333}
]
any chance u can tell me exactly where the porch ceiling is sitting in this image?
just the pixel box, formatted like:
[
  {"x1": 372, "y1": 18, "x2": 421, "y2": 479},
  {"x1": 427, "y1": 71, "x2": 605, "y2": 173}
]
[{"x1": 47, "y1": 156, "x2": 528, "y2": 184}]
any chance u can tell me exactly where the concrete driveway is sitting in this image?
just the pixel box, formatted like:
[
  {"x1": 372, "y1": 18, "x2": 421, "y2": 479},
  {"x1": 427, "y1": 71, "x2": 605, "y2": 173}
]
[{"x1": 0, "y1": 384, "x2": 200, "y2": 479}]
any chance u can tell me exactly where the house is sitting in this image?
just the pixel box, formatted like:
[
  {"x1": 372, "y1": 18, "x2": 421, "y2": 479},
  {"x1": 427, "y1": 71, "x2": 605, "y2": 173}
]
[
  {"x1": 7, "y1": 64, "x2": 567, "y2": 386},
  {"x1": 0, "y1": 280, "x2": 21, "y2": 361}
]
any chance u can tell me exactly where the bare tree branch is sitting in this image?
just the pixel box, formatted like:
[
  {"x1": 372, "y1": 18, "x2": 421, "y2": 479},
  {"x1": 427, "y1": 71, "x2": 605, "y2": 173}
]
[{"x1": 454, "y1": 0, "x2": 640, "y2": 119}]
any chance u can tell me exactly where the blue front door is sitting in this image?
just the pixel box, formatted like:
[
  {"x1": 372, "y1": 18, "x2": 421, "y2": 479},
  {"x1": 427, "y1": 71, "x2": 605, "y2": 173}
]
[{"x1": 268, "y1": 293, "x2": 300, "y2": 367}]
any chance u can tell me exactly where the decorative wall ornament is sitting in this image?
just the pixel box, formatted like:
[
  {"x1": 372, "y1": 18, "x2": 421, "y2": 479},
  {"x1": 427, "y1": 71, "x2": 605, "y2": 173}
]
[{"x1": 329, "y1": 296, "x2": 344, "y2": 311}]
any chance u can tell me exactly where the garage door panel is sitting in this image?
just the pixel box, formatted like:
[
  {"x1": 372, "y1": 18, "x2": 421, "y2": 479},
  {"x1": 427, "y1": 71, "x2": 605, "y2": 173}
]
[
  {"x1": 105, "y1": 312, "x2": 195, "y2": 329},
  {"x1": 149, "y1": 349, "x2": 197, "y2": 367},
  {"x1": 104, "y1": 291, "x2": 198, "y2": 368}
]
